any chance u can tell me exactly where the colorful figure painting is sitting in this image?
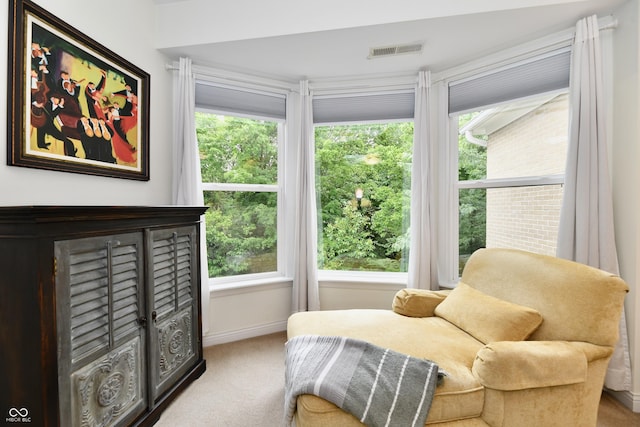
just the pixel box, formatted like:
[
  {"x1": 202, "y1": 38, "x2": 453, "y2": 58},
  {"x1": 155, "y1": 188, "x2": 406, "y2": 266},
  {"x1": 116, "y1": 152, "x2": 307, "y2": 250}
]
[{"x1": 9, "y1": 0, "x2": 150, "y2": 180}]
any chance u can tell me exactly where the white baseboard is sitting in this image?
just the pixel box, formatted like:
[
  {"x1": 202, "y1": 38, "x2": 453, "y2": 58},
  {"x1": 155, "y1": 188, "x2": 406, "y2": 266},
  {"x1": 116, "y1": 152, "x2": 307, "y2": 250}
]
[
  {"x1": 606, "y1": 389, "x2": 640, "y2": 413},
  {"x1": 202, "y1": 320, "x2": 288, "y2": 347}
]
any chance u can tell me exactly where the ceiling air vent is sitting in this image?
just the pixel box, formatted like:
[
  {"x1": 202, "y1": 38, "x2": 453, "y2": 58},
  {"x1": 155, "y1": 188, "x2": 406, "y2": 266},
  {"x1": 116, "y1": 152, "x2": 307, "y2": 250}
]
[{"x1": 368, "y1": 43, "x2": 423, "y2": 59}]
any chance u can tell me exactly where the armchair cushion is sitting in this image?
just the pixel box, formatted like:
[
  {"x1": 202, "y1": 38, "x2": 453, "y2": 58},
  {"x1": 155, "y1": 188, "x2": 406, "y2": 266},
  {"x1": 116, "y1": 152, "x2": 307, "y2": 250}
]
[
  {"x1": 392, "y1": 289, "x2": 450, "y2": 317},
  {"x1": 472, "y1": 341, "x2": 588, "y2": 390},
  {"x1": 434, "y1": 282, "x2": 543, "y2": 344}
]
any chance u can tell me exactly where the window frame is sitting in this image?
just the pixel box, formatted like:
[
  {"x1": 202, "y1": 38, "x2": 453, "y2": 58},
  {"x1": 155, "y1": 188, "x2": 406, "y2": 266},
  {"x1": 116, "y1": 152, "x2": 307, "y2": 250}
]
[
  {"x1": 310, "y1": 86, "x2": 417, "y2": 282},
  {"x1": 196, "y1": 107, "x2": 287, "y2": 287},
  {"x1": 313, "y1": 116, "x2": 414, "y2": 278},
  {"x1": 444, "y1": 93, "x2": 569, "y2": 286},
  {"x1": 437, "y1": 41, "x2": 575, "y2": 288}
]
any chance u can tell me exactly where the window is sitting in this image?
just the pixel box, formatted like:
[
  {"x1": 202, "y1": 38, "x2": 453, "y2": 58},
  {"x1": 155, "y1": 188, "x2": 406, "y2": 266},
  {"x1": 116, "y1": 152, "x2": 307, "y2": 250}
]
[
  {"x1": 313, "y1": 91, "x2": 415, "y2": 273},
  {"x1": 446, "y1": 49, "x2": 571, "y2": 278},
  {"x1": 454, "y1": 91, "x2": 568, "y2": 275},
  {"x1": 195, "y1": 82, "x2": 286, "y2": 281}
]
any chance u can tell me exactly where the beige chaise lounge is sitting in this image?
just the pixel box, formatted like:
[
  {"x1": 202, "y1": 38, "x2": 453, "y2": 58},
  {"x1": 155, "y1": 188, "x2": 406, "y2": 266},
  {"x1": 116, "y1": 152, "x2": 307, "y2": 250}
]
[{"x1": 287, "y1": 248, "x2": 628, "y2": 426}]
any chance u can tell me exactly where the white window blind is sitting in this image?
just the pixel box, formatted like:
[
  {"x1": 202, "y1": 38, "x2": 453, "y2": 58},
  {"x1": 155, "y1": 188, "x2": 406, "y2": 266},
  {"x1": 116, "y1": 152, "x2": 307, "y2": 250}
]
[
  {"x1": 195, "y1": 82, "x2": 286, "y2": 120},
  {"x1": 313, "y1": 91, "x2": 415, "y2": 124},
  {"x1": 448, "y1": 49, "x2": 571, "y2": 115}
]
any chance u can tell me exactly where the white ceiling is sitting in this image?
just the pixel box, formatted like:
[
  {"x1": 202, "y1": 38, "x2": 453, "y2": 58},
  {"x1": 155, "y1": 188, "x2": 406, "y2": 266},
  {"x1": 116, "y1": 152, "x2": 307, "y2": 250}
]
[{"x1": 153, "y1": 0, "x2": 628, "y2": 82}]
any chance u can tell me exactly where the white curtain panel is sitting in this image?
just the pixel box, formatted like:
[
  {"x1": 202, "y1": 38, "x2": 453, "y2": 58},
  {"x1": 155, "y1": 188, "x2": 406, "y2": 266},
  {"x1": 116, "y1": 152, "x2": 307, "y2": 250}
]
[
  {"x1": 291, "y1": 80, "x2": 320, "y2": 312},
  {"x1": 557, "y1": 16, "x2": 631, "y2": 391},
  {"x1": 172, "y1": 57, "x2": 210, "y2": 334},
  {"x1": 408, "y1": 71, "x2": 438, "y2": 290}
]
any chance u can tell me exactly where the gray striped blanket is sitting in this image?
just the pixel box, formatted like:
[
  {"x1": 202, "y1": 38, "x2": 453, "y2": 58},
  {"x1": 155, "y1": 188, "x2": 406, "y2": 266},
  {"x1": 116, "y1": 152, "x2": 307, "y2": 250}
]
[{"x1": 285, "y1": 335, "x2": 439, "y2": 427}]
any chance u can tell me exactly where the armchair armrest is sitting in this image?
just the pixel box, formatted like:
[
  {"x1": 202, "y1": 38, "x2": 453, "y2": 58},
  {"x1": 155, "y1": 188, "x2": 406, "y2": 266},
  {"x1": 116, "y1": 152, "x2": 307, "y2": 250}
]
[
  {"x1": 472, "y1": 341, "x2": 596, "y2": 391},
  {"x1": 392, "y1": 289, "x2": 450, "y2": 317}
]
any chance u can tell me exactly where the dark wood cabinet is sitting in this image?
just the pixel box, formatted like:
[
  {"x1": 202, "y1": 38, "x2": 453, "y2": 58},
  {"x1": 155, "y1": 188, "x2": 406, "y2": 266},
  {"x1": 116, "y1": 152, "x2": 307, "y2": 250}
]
[{"x1": 0, "y1": 206, "x2": 207, "y2": 426}]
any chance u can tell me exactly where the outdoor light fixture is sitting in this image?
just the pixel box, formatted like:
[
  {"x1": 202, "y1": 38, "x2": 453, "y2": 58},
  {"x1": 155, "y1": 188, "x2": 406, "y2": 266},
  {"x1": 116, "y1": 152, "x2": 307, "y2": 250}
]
[{"x1": 355, "y1": 188, "x2": 363, "y2": 209}]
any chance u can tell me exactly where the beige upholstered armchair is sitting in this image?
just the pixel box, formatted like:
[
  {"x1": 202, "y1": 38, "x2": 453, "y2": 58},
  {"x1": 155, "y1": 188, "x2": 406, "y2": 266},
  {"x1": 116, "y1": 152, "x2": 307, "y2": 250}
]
[{"x1": 286, "y1": 248, "x2": 628, "y2": 426}]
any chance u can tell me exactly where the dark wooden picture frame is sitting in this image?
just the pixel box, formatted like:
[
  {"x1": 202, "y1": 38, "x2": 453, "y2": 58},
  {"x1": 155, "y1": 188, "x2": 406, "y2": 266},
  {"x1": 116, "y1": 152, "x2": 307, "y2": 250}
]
[{"x1": 7, "y1": 0, "x2": 150, "y2": 180}]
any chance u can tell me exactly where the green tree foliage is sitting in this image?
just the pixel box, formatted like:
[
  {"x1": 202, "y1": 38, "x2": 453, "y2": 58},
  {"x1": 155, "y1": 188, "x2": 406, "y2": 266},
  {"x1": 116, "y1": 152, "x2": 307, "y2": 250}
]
[
  {"x1": 197, "y1": 112, "x2": 487, "y2": 277},
  {"x1": 322, "y1": 204, "x2": 376, "y2": 269},
  {"x1": 457, "y1": 114, "x2": 487, "y2": 261},
  {"x1": 315, "y1": 123, "x2": 413, "y2": 271},
  {"x1": 197, "y1": 113, "x2": 278, "y2": 277},
  {"x1": 198, "y1": 114, "x2": 278, "y2": 184}
]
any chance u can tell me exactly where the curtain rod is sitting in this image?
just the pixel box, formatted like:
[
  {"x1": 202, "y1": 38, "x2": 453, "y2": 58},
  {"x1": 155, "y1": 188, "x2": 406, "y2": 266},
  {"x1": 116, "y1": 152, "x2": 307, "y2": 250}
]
[
  {"x1": 165, "y1": 62, "x2": 296, "y2": 92},
  {"x1": 599, "y1": 17, "x2": 618, "y2": 32}
]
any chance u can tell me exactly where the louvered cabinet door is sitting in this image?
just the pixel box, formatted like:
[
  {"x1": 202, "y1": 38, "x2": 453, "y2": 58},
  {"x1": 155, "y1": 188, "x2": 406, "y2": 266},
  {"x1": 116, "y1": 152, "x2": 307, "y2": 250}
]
[
  {"x1": 55, "y1": 233, "x2": 147, "y2": 427},
  {"x1": 147, "y1": 226, "x2": 200, "y2": 402}
]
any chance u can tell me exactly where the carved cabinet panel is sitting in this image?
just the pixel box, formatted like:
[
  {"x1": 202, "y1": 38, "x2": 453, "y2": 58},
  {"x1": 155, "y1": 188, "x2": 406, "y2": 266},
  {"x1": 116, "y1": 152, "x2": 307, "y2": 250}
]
[
  {"x1": 0, "y1": 206, "x2": 207, "y2": 427},
  {"x1": 55, "y1": 233, "x2": 147, "y2": 427},
  {"x1": 146, "y1": 226, "x2": 199, "y2": 401},
  {"x1": 70, "y1": 337, "x2": 144, "y2": 427}
]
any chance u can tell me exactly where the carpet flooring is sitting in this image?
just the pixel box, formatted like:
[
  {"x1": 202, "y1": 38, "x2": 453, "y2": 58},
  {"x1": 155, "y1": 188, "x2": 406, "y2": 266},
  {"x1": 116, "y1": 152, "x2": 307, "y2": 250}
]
[{"x1": 155, "y1": 332, "x2": 286, "y2": 427}]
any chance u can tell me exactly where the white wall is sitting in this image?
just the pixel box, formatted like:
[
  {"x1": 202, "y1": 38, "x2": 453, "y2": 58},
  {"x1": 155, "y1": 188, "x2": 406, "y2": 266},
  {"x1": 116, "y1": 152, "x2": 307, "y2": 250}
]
[
  {"x1": 205, "y1": 282, "x2": 293, "y2": 346},
  {"x1": 319, "y1": 282, "x2": 403, "y2": 310},
  {"x1": 611, "y1": 0, "x2": 640, "y2": 409},
  {"x1": 203, "y1": 280, "x2": 404, "y2": 346},
  {"x1": 0, "y1": 0, "x2": 173, "y2": 206}
]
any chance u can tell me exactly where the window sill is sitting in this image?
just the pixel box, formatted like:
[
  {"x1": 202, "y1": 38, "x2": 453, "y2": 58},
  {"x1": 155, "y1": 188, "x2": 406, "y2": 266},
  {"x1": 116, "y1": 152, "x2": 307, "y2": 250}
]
[
  {"x1": 207, "y1": 271, "x2": 411, "y2": 296},
  {"x1": 209, "y1": 276, "x2": 293, "y2": 297},
  {"x1": 318, "y1": 270, "x2": 408, "y2": 290}
]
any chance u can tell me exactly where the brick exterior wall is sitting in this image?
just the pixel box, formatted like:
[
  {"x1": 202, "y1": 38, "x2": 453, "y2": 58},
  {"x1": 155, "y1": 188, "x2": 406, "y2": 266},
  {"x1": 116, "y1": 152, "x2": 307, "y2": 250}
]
[{"x1": 485, "y1": 93, "x2": 568, "y2": 256}]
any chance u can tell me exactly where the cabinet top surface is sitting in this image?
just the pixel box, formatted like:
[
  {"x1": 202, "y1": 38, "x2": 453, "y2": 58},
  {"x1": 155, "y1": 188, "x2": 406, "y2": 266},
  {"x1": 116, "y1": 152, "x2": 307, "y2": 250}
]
[
  {"x1": 0, "y1": 205, "x2": 207, "y2": 215},
  {"x1": 0, "y1": 206, "x2": 208, "y2": 229}
]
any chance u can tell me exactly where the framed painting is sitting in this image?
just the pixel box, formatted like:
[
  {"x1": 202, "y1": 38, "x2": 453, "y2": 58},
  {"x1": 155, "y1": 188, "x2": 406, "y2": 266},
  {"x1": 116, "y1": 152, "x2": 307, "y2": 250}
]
[{"x1": 7, "y1": 0, "x2": 150, "y2": 180}]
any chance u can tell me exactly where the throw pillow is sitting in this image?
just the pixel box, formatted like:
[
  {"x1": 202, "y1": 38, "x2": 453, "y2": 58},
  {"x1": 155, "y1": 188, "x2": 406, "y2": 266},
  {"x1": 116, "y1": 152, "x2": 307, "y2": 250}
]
[
  {"x1": 392, "y1": 289, "x2": 450, "y2": 317},
  {"x1": 434, "y1": 282, "x2": 543, "y2": 344}
]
